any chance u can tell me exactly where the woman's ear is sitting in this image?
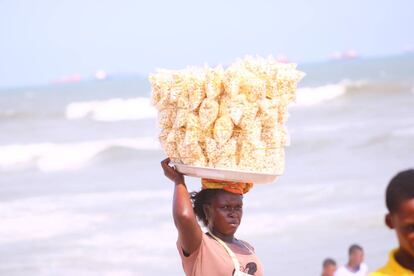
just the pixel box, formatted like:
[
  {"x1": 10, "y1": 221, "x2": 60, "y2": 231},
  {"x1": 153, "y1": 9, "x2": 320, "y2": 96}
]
[
  {"x1": 385, "y1": 213, "x2": 394, "y2": 229},
  {"x1": 203, "y1": 204, "x2": 211, "y2": 220},
  {"x1": 203, "y1": 204, "x2": 212, "y2": 228}
]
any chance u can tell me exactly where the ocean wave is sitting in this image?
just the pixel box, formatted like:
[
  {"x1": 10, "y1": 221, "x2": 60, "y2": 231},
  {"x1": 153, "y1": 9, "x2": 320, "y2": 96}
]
[
  {"x1": 0, "y1": 189, "x2": 171, "y2": 242},
  {"x1": 293, "y1": 84, "x2": 346, "y2": 107},
  {"x1": 292, "y1": 79, "x2": 411, "y2": 107},
  {"x1": 0, "y1": 109, "x2": 22, "y2": 119},
  {"x1": 0, "y1": 137, "x2": 160, "y2": 172},
  {"x1": 66, "y1": 97, "x2": 157, "y2": 121},
  {"x1": 343, "y1": 79, "x2": 411, "y2": 93},
  {"x1": 0, "y1": 109, "x2": 58, "y2": 120},
  {"x1": 392, "y1": 126, "x2": 414, "y2": 137}
]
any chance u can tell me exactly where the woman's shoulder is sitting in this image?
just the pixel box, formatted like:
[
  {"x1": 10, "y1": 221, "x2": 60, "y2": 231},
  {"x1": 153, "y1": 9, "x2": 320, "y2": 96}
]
[{"x1": 177, "y1": 232, "x2": 216, "y2": 259}]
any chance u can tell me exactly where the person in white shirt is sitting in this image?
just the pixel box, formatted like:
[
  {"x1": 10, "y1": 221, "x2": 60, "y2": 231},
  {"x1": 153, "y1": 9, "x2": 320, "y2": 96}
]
[{"x1": 334, "y1": 244, "x2": 368, "y2": 276}]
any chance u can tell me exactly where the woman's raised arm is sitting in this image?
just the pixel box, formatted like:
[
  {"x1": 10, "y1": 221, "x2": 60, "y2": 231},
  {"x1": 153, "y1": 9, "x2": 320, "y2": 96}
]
[{"x1": 161, "y1": 158, "x2": 202, "y2": 255}]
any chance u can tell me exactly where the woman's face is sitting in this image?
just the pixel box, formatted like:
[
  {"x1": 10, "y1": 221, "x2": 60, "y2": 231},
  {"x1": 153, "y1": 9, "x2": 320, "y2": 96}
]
[{"x1": 205, "y1": 190, "x2": 243, "y2": 236}]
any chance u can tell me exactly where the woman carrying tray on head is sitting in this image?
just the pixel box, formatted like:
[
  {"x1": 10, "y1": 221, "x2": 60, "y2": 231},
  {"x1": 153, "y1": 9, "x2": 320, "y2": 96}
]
[{"x1": 161, "y1": 158, "x2": 264, "y2": 276}]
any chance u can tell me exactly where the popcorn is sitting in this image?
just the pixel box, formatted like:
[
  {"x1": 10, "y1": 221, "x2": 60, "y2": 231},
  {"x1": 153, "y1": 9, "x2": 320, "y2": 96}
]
[
  {"x1": 238, "y1": 140, "x2": 266, "y2": 172},
  {"x1": 206, "y1": 66, "x2": 224, "y2": 99},
  {"x1": 227, "y1": 94, "x2": 247, "y2": 126},
  {"x1": 173, "y1": 108, "x2": 188, "y2": 129},
  {"x1": 258, "y1": 98, "x2": 279, "y2": 128},
  {"x1": 183, "y1": 113, "x2": 201, "y2": 146},
  {"x1": 223, "y1": 69, "x2": 241, "y2": 98},
  {"x1": 214, "y1": 138, "x2": 238, "y2": 169},
  {"x1": 177, "y1": 88, "x2": 189, "y2": 109},
  {"x1": 159, "y1": 128, "x2": 180, "y2": 162},
  {"x1": 199, "y1": 98, "x2": 219, "y2": 130},
  {"x1": 204, "y1": 137, "x2": 219, "y2": 166},
  {"x1": 218, "y1": 96, "x2": 231, "y2": 117},
  {"x1": 179, "y1": 142, "x2": 206, "y2": 166},
  {"x1": 187, "y1": 70, "x2": 206, "y2": 111},
  {"x1": 261, "y1": 125, "x2": 289, "y2": 148},
  {"x1": 242, "y1": 117, "x2": 262, "y2": 142},
  {"x1": 238, "y1": 101, "x2": 258, "y2": 130},
  {"x1": 213, "y1": 115, "x2": 234, "y2": 146},
  {"x1": 264, "y1": 147, "x2": 285, "y2": 174},
  {"x1": 149, "y1": 56, "x2": 304, "y2": 173},
  {"x1": 158, "y1": 107, "x2": 176, "y2": 129},
  {"x1": 149, "y1": 72, "x2": 172, "y2": 109}
]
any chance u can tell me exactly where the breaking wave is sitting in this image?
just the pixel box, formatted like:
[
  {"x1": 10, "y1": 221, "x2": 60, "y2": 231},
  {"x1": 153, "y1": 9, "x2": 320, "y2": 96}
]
[
  {"x1": 66, "y1": 97, "x2": 157, "y2": 122},
  {"x1": 0, "y1": 137, "x2": 160, "y2": 172}
]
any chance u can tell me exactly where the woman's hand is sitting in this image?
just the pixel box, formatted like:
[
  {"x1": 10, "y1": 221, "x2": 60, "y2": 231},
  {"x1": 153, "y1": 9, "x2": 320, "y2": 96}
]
[{"x1": 161, "y1": 158, "x2": 185, "y2": 185}]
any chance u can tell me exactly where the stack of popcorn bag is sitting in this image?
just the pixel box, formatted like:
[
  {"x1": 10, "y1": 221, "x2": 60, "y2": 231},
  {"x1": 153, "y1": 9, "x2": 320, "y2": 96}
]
[{"x1": 149, "y1": 56, "x2": 304, "y2": 175}]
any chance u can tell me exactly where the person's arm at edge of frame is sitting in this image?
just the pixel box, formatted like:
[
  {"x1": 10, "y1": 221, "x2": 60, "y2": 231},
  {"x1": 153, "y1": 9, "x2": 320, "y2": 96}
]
[{"x1": 161, "y1": 158, "x2": 202, "y2": 256}]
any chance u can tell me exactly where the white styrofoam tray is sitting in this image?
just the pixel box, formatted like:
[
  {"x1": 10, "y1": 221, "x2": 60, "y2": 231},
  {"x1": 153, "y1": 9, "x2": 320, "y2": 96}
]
[{"x1": 172, "y1": 162, "x2": 279, "y2": 184}]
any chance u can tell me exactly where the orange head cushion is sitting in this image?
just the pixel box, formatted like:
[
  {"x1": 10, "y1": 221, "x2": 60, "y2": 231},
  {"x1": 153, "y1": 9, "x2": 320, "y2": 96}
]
[{"x1": 201, "y1": 178, "x2": 253, "y2": 195}]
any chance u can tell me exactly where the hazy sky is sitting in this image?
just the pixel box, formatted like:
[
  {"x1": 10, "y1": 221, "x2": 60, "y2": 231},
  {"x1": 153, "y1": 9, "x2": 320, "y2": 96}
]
[{"x1": 0, "y1": 0, "x2": 413, "y2": 88}]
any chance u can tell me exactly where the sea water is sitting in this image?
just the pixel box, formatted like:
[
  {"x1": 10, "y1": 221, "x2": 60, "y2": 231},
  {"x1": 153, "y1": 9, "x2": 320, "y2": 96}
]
[{"x1": 0, "y1": 55, "x2": 413, "y2": 275}]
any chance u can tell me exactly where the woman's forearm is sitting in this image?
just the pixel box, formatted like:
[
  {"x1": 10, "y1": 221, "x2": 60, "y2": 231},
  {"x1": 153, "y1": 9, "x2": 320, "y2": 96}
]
[
  {"x1": 161, "y1": 158, "x2": 202, "y2": 254},
  {"x1": 172, "y1": 181, "x2": 202, "y2": 255}
]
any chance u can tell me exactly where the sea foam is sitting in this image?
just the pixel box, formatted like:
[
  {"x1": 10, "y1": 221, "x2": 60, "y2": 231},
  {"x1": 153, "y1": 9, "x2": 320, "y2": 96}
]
[
  {"x1": 66, "y1": 97, "x2": 157, "y2": 121},
  {"x1": 293, "y1": 84, "x2": 346, "y2": 107},
  {"x1": 0, "y1": 137, "x2": 160, "y2": 172}
]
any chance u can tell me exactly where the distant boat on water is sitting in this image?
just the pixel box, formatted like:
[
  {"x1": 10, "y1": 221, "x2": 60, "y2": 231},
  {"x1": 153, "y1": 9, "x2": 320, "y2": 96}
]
[
  {"x1": 329, "y1": 49, "x2": 359, "y2": 60},
  {"x1": 53, "y1": 73, "x2": 82, "y2": 84}
]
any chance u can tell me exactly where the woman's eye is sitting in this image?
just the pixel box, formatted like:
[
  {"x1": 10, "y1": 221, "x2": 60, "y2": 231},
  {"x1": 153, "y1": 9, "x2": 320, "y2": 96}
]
[
  {"x1": 405, "y1": 225, "x2": 414, "y2": 232},
  {"x1": 220, "y1": 205, "x2": 242, "y2": 210}
]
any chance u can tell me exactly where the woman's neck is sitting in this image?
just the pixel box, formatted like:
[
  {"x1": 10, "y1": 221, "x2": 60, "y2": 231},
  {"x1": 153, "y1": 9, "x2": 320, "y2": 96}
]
[
  {"x1": 209, "y1": 228, "x2": 235, "y2": 243},
  {"x1": 395, "y1": 248, "x2": 414, "y2": 271}
]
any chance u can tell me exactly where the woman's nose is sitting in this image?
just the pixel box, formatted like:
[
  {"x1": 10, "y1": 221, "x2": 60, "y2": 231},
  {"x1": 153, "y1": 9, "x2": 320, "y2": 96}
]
[{"x1": 227, "y1": 209, "x2": 238, "y2": 217}]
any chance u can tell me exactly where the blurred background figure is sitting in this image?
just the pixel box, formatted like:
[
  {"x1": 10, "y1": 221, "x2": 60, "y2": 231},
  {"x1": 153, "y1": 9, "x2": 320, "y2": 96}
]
[
  {"x1": 322, "y1": 258, "x2": 337, "y2": 276},
  {"x1": 335, "y1": 244, "x2": 368, "y2": 276}
]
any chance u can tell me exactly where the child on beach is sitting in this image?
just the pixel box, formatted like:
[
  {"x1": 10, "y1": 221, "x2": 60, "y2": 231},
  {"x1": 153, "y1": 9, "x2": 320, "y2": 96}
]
[
  {"x1": 370, "y1": 169, "x2": 414, "y2": 275},
  {"x1": 322, "y1": 258, "x2": 337, "y2": 276},
  {"x1": 335, "y1": 244, "x2": 368, "y2": 276}
]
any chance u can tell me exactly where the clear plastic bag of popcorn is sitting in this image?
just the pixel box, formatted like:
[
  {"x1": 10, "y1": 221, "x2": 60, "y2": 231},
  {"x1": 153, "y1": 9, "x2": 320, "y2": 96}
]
[
  {"x1": 199, "y1": 98, "x2": 219, "y2": 130},
  {"x1": 213, "y1": 115, "x2": 234, "y2": 146}
]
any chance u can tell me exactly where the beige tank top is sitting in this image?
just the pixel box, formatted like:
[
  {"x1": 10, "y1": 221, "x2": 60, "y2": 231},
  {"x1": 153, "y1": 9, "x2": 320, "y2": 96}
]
[
  {"x1": 177, "y1": 233, "x2": 264, "y2": 276},
  {"x1": 208, "y1": 231, "x2": 254, "y2": 276}
]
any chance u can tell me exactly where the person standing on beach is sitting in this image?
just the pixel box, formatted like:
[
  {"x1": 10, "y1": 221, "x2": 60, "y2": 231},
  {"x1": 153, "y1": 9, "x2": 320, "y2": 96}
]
[
  {"x1": 322, "y1": 258, "x2": 337, "y2": 276},
  {"x1": 370, "y1": 169, "x2": 414, "y2": 276},
  {"x1": 161, "y1": 158, "x2": 264, "y2": 276},
  {"x1": 335, "y1": 244, "x2": 368, "y2": 276}
]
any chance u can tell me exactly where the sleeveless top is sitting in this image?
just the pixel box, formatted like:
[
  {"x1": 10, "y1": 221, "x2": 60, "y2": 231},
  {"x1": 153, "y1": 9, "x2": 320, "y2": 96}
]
[{"x1": 177, "y1": 233, "x2": 264, "y2": 275}]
